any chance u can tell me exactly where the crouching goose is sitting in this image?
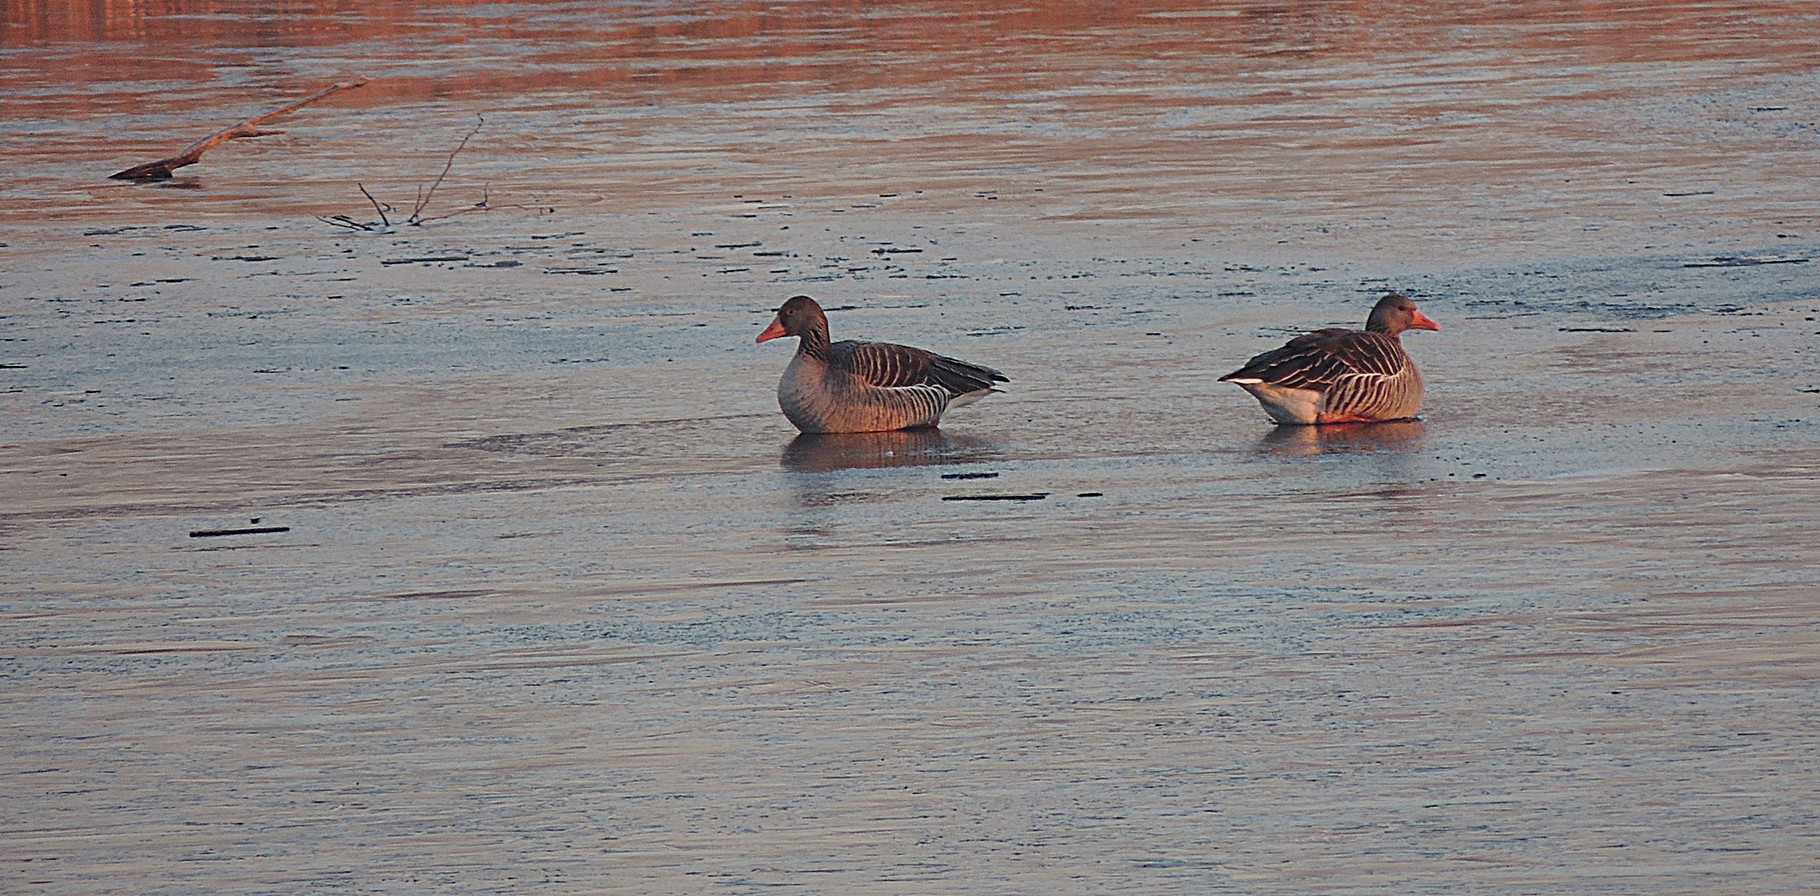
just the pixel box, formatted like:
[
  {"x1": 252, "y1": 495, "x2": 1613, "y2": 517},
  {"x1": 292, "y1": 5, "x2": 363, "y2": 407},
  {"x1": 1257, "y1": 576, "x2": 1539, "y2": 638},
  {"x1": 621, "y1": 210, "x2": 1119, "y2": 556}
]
[
  {"x1": 757, "y1": 295, "x2": 1008, "y2": 433},
  {"x1": 1221, "y1": 293, "x2": 1440, "y2": 425}
]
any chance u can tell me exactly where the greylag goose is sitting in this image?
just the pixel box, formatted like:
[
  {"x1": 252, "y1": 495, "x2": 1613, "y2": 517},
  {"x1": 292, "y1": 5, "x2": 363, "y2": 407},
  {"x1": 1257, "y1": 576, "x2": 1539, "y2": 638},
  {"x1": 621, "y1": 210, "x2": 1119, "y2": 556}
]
[
  {"x1": 757, "y1": 295, "x2": 1008, "y2": 433},
  {"x1": 1221, "y1": 293, "x2": 1440, "y2": 425}
]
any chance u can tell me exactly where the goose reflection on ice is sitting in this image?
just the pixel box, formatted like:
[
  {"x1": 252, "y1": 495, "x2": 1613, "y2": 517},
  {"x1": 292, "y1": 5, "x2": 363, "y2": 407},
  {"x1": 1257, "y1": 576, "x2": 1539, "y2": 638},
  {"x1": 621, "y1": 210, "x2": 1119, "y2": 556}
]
[
  {"x1": 780, "y1": 428, "x2": 997, "y2": 472},
  {"x1": 1259, "y1": 420, "x2": 1426, "y2": 456}
]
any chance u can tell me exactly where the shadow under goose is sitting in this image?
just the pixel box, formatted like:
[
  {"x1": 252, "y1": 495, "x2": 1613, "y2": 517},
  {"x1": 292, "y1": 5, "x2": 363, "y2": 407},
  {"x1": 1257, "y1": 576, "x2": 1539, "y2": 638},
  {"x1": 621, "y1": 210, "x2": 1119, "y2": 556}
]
[
  {"x1": 1258, "y1": 419, "x2": 1427, "y2": 456},
  {"x1": 780, "y1": 428, "x2": 999, "y2": 473}
]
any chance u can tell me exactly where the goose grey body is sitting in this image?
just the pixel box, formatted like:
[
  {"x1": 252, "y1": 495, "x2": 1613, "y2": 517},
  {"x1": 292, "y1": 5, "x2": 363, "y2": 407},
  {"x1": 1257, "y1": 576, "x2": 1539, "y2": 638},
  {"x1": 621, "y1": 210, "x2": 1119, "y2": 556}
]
[
  {"x1": 1221, "y1": 293, "x2": 1440, "y2": 425},
  {"x1": 758, "y1": 295, "x2": 1008, "y2": 434}
]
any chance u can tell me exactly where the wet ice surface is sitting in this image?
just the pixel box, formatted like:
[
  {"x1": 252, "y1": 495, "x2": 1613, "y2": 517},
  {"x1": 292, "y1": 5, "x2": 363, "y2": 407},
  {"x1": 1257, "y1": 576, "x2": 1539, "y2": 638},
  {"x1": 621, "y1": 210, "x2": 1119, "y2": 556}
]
[{"x1": 4, "y1": 2, "x2": 1820, "y2": 894}]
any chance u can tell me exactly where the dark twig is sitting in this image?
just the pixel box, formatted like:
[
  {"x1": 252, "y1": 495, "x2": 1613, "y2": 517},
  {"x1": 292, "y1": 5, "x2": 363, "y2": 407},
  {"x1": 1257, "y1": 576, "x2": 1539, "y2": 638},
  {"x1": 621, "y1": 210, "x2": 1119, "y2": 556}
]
[
  {"x1": 323, "y1": 115, "x2": 550, "y2": 230},
  {"x1": 409, "y1": 114, "x2": 484, "y2": 225},
  {"x1": 415, "y1": 200, "x2": 557, "y2": 224},
  {"x1": 189, "y1": 525, "x2": 291, "y2": 538},
  {"x1": 317, "y1": 214, "x2": 375, "y2": 231},
  {"x1": 358, "y1": 182, "x2": 392, "y2": 228},
  {"x1": 111, "y1": 79, "x2": 367, "y2": 181}
]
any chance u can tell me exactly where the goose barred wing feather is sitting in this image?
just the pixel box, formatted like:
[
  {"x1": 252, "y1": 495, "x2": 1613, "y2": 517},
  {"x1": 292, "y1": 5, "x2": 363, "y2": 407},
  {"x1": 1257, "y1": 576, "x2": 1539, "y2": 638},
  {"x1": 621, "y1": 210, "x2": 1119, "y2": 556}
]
[
  {"x1": 928, "y1": 354, "x2": 1010, "y2": 397},
  {"x1": 839, "y1": 341, "x2": 1009, "y2": 397},
  {"x1": 1223, "y1": 329, "x2": 1406, "y2": 390},
  {"x1": 836, "y1": 340, "x2": 939, "y2": 389},
  {"x1": 1325, "y1": 332, "x2": 1411, "y2": 379}
]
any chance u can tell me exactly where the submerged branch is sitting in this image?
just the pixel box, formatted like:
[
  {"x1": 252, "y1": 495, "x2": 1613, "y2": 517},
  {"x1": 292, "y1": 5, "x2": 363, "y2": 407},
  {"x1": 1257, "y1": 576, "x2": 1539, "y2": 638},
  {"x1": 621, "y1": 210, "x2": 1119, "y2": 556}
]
[{"x1": 111, "y1": 79, "x2": 367, "y2": 182}]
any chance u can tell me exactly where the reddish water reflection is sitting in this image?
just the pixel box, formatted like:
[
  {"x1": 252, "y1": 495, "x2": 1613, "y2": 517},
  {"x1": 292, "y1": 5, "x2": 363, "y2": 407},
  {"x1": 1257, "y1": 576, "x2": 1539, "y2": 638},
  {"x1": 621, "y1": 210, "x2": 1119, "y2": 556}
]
[
  {"x1": 8, "y1": 1, "x2": 1818, "y2": 104},
  {"x1": 3, "y1": 1, "x2": 1816, "y2": 255}
]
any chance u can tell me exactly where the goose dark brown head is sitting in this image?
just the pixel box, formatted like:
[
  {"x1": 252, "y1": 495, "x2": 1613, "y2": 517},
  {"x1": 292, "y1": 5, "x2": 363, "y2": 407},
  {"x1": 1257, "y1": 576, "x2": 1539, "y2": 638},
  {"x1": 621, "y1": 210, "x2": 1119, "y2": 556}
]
[
  {"x1": 1364, "y1": 293, "x2": 1441, "y2": 336},
  {"x1": 757, "y1": 295, "x2": 830, "y2": 344}
]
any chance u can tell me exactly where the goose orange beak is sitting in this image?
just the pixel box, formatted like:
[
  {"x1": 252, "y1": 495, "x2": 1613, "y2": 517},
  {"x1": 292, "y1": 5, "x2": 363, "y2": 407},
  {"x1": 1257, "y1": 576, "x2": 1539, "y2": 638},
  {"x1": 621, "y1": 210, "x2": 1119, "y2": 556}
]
[
  {"x1": 756, "y1": 317, "x2": 788, "y2": 343},
  {"x1": 1409, "y1": 311, "x2": 1441, "y2": 332}
]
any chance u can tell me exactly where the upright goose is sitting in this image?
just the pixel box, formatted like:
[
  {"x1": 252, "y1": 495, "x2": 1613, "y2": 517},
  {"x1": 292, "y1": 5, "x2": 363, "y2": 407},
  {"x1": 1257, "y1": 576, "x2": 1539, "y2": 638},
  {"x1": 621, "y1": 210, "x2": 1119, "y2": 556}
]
[
  {"x1": 1221, "y1": 292, "x2": 1440, "y2": 425},
  {"x1": 757, "y1": 295, "x2": 1008, "y2": 434}
]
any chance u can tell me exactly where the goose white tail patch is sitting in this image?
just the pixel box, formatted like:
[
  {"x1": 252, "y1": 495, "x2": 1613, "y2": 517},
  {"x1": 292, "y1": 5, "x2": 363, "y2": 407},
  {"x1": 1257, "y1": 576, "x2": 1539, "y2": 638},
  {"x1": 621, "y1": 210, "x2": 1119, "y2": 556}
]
[
  {"x1": 1235, "y1": 382, "x2": 1323, "y2": 425},
  {"x1": 947, "y1": 387, "x2": 1001, "y2": 409}
]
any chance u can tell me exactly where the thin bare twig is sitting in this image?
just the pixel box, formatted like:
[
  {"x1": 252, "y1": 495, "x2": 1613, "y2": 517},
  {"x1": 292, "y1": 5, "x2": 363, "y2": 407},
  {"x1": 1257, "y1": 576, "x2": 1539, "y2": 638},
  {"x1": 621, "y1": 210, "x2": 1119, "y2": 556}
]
[
  {"x1": 317, "y1": 214, "x2": 375, "y2": 231},
  {"x1": 358, "y1": 182, "x2": 391, "y2": 228},
  {"x1": 111, "y1": 79, "x2": 368, "y2": 181},
  {"x1": 324, "y1": 115, "x2": 549, "y2": 230},
  {"x1": 409, "y1": 114, "x2": 484, "y2": 225},
  {"x1": 415, "y1": 200, "x2": 556, "y2": 224}
]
